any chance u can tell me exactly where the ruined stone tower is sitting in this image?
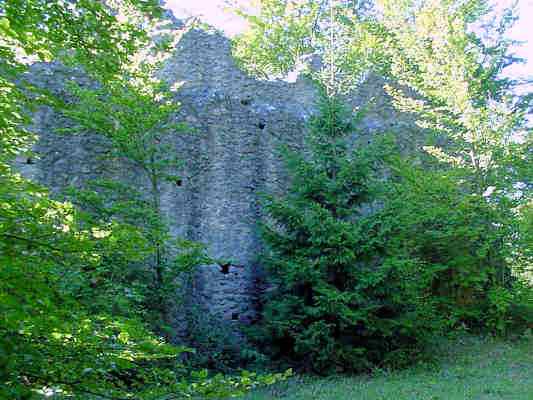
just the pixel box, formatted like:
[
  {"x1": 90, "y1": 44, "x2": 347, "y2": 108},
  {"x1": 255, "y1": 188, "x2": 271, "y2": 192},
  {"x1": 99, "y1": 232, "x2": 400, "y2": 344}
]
[{"x1": 18, "y1": 23, "x2": 413, "y2": 339}]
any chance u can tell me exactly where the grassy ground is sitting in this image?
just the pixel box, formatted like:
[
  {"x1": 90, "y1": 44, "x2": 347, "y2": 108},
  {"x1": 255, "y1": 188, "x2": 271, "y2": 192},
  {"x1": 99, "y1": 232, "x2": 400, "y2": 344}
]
[{"x1": 244, "y1": 335, "x2": 533, "y2": 400}]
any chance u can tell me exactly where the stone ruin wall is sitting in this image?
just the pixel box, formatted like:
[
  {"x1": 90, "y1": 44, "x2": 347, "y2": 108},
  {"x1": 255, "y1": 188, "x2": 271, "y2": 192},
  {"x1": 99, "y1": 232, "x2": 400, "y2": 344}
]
[{"x1": 17, "y1": 25, "x2": 418, "y2": 339}]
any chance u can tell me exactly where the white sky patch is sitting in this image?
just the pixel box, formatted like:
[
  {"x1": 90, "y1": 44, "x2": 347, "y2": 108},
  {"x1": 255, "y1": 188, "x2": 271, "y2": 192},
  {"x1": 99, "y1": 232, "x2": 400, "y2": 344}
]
[
  {"x1": 506, "y1": 0, "x2": 533, "y2": 80},
  {"x1": 163, "y1": 0, "x2": 250, "y2": 36}
]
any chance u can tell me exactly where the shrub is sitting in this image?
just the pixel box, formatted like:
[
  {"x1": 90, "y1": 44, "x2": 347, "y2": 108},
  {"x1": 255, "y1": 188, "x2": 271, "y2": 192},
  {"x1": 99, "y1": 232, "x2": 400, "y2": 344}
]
[{"x1": 374, "y1": 159, "x2": 532, "y2": 334}]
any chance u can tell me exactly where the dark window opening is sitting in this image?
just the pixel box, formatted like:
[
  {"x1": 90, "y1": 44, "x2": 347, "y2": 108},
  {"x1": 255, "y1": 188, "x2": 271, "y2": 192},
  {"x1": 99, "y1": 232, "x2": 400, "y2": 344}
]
[{"x1": 219, "y1": 263, "x2": 230, "y2": 274}]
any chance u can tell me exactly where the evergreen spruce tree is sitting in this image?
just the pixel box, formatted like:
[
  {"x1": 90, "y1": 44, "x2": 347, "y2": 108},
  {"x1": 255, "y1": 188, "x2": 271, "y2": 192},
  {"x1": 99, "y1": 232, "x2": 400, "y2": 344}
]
[{"x1": 256, "y1": 93, "x2": 441, "y2": 373}]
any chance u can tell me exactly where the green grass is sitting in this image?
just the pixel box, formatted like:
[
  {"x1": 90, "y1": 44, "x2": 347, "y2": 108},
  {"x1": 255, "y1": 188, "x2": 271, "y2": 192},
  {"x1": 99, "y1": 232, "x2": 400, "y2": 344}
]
[{"x1": 245, "y1": 335, "x2": 533, "y2": 400}]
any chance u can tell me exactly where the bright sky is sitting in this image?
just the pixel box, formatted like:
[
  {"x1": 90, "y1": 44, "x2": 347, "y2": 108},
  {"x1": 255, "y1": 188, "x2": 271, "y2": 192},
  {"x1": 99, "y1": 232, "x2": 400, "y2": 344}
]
[
  {"x1": 164, "y1": 0, "x2": 533, "y2": 79},
  {"x1": 165, "y1": 0, "x2": 250, "y2": 36},
  {"x1": 506, "y1": 0, "x2": 533, "y2": 79}
]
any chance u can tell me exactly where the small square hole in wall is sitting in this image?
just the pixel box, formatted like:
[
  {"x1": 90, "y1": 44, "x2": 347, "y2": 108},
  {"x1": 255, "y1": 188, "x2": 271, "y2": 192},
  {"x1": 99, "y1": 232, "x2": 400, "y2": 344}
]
[
  {"x1": 220, "y1": 263, "x2": 230, "y2": 274},
  {"x1": 231, "y1": 313, "x2": 239, "y2": 321}
]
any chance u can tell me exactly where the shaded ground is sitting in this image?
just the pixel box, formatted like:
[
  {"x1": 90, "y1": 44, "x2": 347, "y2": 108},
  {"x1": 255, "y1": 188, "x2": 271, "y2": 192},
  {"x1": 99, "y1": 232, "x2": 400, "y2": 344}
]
[{"x1": 245, "y1": 334, "x2": 533, "y2": 400}]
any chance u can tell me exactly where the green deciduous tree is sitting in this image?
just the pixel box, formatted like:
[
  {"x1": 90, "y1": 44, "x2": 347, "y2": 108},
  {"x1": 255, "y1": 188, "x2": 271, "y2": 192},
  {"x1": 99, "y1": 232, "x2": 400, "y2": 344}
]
[
  {"x1": 60, "y1": 62, "x2": 210, "y2": 335},
  {"x1": 369, "y1": 0, "x2": 532, "y2": 331},
  {"x1": 375, "y1": 0, "x2": 531, "y2": 196},
  {"x1": 232, "y1": 0, "x2": 377, "y2": 93},
  {"x1": 369, "y1": 157, "x2": 532, "y2": 334},
  {"x1": 0, "y1": 1, "x2": 182, "y2": 397},
  {"x1": 0, "y1": 0, "x2": 163, "y2": 165},
  {"x1": 0, "y1": 162, "x2": 194, "y2": 398}
]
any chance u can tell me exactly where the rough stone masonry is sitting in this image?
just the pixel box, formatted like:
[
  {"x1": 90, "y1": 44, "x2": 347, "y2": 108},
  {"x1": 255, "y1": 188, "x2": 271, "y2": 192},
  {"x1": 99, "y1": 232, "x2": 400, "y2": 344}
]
[{"x1": 18, "y1": 22, "x2": 416, "y2": 339}]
